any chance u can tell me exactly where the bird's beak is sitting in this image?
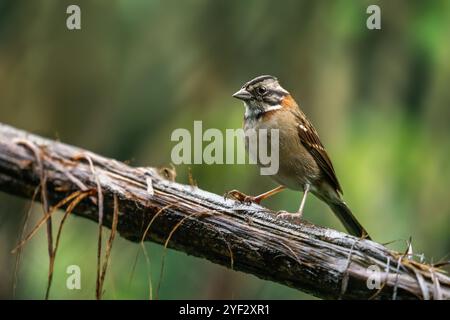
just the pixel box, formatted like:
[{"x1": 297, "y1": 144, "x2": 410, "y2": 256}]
[{"x1": 232, "y1": 88, "x2": 252, "y2": 101}]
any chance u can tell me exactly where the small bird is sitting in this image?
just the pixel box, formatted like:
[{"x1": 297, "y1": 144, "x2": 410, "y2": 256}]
[{"x1": 228, "y1": 75, "x2": 370, "y2": 239}]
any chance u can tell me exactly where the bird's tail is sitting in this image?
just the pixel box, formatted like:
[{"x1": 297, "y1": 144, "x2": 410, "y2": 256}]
[{"x1": 329, "y1": 201, "x2": 371, "y2": 240}]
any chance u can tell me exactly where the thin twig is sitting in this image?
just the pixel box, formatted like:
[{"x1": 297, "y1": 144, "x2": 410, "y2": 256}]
[
  {"x1": 12, "y1": 185, "x2": 40, "y2": 297},
  {"x1": 11, "y1": 190, "x2": 87, "y2": 254},
  {"x1": 46, "y1": 190, "x2": 94, "y2": 298},
  {"x1": 81, "y1": 154, "x2": 104, "y2": 300},
  {"x1": 14, "y1": 139, "x2": 55, "y2": 300},
  {"x1": 134, "y1": 204, "x2": 175, "y2": 300},
  {"x1": 97, "y1": 194, "x2": 119, "y2": 299},
  {"x1": 339, "y1": 239, "x2": 359, "y2": 299},
  {"x1": 156, "y1": 211, "x2": 212, "y2": 299}
]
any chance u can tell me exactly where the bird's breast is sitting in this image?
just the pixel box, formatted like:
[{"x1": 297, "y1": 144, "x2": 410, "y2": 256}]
[{"x1": 243, "y1": 109, "x2": 321, "y2": 190}]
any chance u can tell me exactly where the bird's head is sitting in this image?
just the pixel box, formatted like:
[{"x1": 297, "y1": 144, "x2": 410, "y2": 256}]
[{"x1": 232, "y1": 75, "x2": 290, "y2": 119}]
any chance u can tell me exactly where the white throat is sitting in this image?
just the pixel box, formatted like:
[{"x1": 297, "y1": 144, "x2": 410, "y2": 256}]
[
  {"x1": 244, "y1": 104, "x2": 282, "y2": 119},
  {"x1": 264, "y1": 105, "x2": 283, "y2": 112}
]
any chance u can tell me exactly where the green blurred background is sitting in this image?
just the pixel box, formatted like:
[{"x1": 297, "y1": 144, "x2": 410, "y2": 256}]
[{"x1": 0, "y1": 0, "x2": 449, "y2": 299}]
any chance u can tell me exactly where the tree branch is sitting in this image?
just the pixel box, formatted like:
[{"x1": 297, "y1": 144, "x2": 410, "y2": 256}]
[{"x1": 0, "y1": 123, "x2": 448, "y2": 300}]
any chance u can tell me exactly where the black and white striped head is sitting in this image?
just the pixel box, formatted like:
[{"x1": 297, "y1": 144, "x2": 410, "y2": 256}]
[{"x1": 232, "y1": 75, "x2": 289, "y2": 119}]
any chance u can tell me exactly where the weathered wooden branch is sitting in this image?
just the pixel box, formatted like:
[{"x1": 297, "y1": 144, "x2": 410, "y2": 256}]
[{"x1": 0, "y1": 123, "x2": 448, "y2": 300}]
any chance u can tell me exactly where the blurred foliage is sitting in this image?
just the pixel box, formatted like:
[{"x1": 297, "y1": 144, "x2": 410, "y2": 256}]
[{"x1": 0, "y1": 0, "x2": 449, "y2": 299}]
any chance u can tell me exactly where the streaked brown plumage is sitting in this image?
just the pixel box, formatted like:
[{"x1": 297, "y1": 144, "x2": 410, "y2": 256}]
[{"x1": 229, "y1": 75, "x2": 371, "y2": 239}]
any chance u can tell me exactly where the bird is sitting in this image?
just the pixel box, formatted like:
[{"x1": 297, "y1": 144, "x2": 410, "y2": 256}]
[{"x1": 227, "y1": 75, "x2": 371, "y2": 240}]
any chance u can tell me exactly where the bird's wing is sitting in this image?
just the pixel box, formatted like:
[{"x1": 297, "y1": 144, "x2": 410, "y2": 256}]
[{"x1": 294, "y1": 110, "x2": 343, "y2": 194}]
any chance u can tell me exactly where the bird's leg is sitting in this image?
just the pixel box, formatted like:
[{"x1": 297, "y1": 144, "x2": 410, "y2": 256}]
[
  {"x1": 277, "y1": 183, "x2": 310, "y2": 220},
  {"x1": 253, "y1": 185, "x2": 286, "y2": 203},
  {"x1": 224, "y1": 185, "x2": 285, "y2": 205},
  {"x1": 297, "y1": 183, "x2": 310, "y2": 218}
]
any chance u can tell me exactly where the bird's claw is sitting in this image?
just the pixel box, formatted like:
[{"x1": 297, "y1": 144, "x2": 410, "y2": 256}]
[
  {"x1": 276, "y1": 210, "x2": 303, "y2": 221},
  {"x1": 224, "y1": 190, "x2": 257, "y2": 205}
]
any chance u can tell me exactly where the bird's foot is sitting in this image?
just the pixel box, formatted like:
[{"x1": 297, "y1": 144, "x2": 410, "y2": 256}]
[
  {"x1": 276, "y1": 210, "x2": 303, "y2": 221},
  {"x1": 224, "y1": 189, "x2": 260, "y2": 205}
]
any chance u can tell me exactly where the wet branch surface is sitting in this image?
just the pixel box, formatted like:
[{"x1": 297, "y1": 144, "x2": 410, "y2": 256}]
[{"x1": 0, "y1": 123, "x2": 449, "y2": 300}]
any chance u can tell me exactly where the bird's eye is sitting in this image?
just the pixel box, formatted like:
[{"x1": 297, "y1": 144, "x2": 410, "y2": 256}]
[{"x1": 257, "y1": 86, "x2": 267, "y2": 95}]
